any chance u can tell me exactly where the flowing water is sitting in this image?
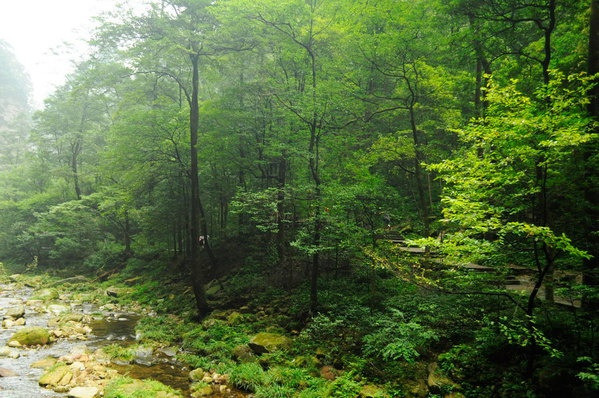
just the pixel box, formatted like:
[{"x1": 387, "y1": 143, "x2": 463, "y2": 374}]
[{"x1": 0, "y1": 283, "x2": 247, "y2": 398}]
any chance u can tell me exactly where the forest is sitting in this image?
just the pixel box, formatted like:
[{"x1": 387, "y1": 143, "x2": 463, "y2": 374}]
[{"x1": 0, "y1": 0, "x2": 598, "y2": 397}]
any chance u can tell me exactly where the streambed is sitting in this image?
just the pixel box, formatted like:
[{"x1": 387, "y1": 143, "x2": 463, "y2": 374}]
[{"x1": 0, "y1": 282, "x2": 243, "y2": 397}]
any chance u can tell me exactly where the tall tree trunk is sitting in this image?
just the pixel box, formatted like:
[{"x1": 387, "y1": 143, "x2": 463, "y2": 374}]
[
  {"x1": 276, "y1": 154, "x2": 289, "y2": 287},
  {"x1": 71, "y1": 141, "x2": 82, "y2": 200},
  {"x1": 582, "y1": 0, "x2": 599, "y2": 309},
  {"x1": 189, "y1": 52, "x2": 209, "y2": 317}
]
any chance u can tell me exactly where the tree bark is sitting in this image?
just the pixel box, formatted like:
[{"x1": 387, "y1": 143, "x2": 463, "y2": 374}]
[{"x1": 189, "y1": 52, "x2": 209, "y2": 317}]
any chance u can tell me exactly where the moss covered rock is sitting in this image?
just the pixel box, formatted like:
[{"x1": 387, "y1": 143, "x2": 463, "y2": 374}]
[
  {"x1": 360, "y1": 384, "x2": 389, "y2": 397},
  {"x1": 104, "y1": 377, "x2": 182, "y2": 398},
  {"x1": 38, "y1": 364, "x2": 73, "y2": 387},
  {"x1": 9, "y1": 327, "x2": 51, "y2": 346},
  {"x1": 248, "y1": 332, "x2": 292, "y2": 354}
]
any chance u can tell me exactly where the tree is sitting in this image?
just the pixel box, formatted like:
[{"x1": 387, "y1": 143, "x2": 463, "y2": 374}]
[{"x1": 428, "y1": 73, "x2": 596, "y2": 375}]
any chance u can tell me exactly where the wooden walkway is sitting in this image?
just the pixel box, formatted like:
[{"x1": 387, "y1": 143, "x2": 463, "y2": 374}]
[{"x1": 384, "y1": 237, "x2": 581, "y2": 308}]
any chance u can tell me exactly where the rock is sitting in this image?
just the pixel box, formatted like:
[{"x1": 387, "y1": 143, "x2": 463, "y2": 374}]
[
  {"x1": 192, "y1": 384, "x2": 214, "y2": 397},
  {"x1": 0, "y1": 367, "x2": 17, "y2": 377},
  {"x1": 4, "y1": 305, "x2": 25, "y2": 319},
  {"x1": 232, "y1": 344, "x2": 254, "y2": 363},
  {"x1": 9, "y1": 327, "x2": 51, "y2": 346},
  {"x1": 427, "y1": 363, "x2": 459, "y2": 394},
  {"x1": 134, "y1": 346, "x2": 154, "y2": 366},
  {"x1": 47, "y1": 304, "x2": 69, "y2": 316},
  {"x1": 158, "y1": 346, "x2": 178, "y2": 357},
  {"x1": 70, "y1": 361, "x2": 86, "y2": 371},
  {"x1": 407, "y1": 379, "x2": 429, "y2": 398},
  {"x1": 13, "y1": 317, "x2": 26, "y2": 326},
  {"x1": 31, "y1": 357, "x2": 58, "y2": 369},
  {"x1": 67, "y1": 386, "x2": 99, "y2": 398},
  {"x1": 7, "y1": 340, "x2": 21, "y2": 347},
  {"x1": 226, "y1": 311, "x2": 243, "y2": 325},
  {"x1": 320, "y1": 365, "x2": 339, "y2": 381},
  {"x1": 105, "y1": 286, "x2": 120, "y2": 297},
  {"x1": 35, "y1": 288, "x2": 59, "y2": 301},
  {"x1": 38, "y1": 364, "x2": 73, "y2": 387},
  {"x1": 0, "y1": 347, "x2": 20, "y2": 359},
  {"x1": 360, "y1": 384, "x2": 388, "y2": 397},
  {"x1": 248, "y1": 332, "x2": 292, "y2": 354},
  {"x1": 189, "y1": 368, "x2": 205, "y2": 382}
]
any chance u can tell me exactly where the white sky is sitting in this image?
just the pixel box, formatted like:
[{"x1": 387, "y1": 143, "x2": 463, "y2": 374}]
[{"x1": 0, "y1": 0, "x2": 148, "y2": 109}]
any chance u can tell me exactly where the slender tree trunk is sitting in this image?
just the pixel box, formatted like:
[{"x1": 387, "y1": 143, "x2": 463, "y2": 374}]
[
  {"x1": 188, "y1": 52, "x2": 209, "y2": 317},
  {"x1": 123, "y1": 210, "x2": 132, "y2": 257},
  {"x1": 71, "y1": 141, "x2": 82, "y2": 200},
  {"x1": 408, "y1": 105, "x2": 429, "y2": 236},
  {"x1": 276, "y1": 154, "x2": 289, "y2": 287}
]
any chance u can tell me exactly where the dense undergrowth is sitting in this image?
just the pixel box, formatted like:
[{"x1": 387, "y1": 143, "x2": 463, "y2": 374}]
[{"x1": 0, "y1": 254, "x2": 597, "y2": 397}]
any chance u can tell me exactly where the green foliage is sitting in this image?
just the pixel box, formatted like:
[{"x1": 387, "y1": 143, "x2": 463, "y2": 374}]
[
  {"x1": 363, "y1": 313, "x2": 438, "y2": 363},
  {"x1": 577, "y1": 357, "x2": 599, "y2": 390},
  {"x1": 229, "y1": 362, "x2": 267, "y2": 392},
  {"x1": 104, "y1": 376, "x2": 182, "y2": 398},
  {"x1": 102, "y1": 344, "x2": 135, "y2": 363},
  {"x1": 323, "y1": 372, "x2": 361, "y2": 398}
]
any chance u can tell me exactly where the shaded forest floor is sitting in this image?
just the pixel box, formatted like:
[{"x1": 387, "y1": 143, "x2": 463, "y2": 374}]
[{"x1": 0, "y1": 250, "x2": 596, "y2": 398}]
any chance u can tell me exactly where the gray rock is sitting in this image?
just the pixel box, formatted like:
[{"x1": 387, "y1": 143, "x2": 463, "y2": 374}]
[
  {"x1": 68, "y1": 386, "x2": 99, "y2": 398},
  {"x1": 0, "y1": 347, "x2": 20, "y2": 359},
  {"x1": 4, "y1": 305, "x2": 25, "y2": 319}
]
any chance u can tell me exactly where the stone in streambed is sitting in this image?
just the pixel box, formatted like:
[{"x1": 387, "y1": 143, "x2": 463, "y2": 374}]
[
  {"x1": 38, "y1": 364, "x2": 73, "y2": 387},
  {"x1": 67, "y1": 386, "x2": 99, "y2": 398},
  {"x1": 4, "y1": 305, "x2": 25, "y2": 319},
  {"x1": 9, "y1": 327, "x2": 51, "y2": 346},
  {"x1": 191, "y1": 384, "x2": 214, "y2": 397},
  {"x1": 31, "y1": 357, "x2": 58, "y2": 369},
  {"x1": 0, "y1": 367, "x2": 17, "y2": 377},
  {"x1": 189, "y1": 368, "x2": 205, "y2": 382},
  {"x1": 0, "y1": 347, "x2": 20, "y2": 359},
  {"x1": 2, "y1": 317, "x2": 26, "y2": 328}
]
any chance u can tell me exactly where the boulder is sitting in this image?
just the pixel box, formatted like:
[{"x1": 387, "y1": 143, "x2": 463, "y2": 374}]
[
  {"x1": 4, "y1": 305, "x2": 25, "y2": 319},
  {"x1": 31, "y1": 357, "x2": 58, "y2": 369},
  {"x1": 133, "y1": 346, "x2": 154, "y2": 366},
  {"x1": 0, "y1": 367, "x2": 17, "y2": 377},
  {"x1": 248, "y1": 332, "x2": 292, "y2": 354},
  {"x1": 47, "y1": 304, "x2": 69, "y2": 316},
  {"x1": 9, "y1": 327, "x2": 51, "y2": 346},
  {"x1": 35, "y1": 288, "x2": 59, "y2": 301},
  {"x1": 189, "y1": 368, "x2": 205, "y2": 382},
  {"x1": 0, "y1": 347, "x2": 20, "y2": 359},
  {"x1": 105, "y1": 286, "x2": 120, "y2": 298},
  {"x1": 444, "y1": 393, "x2": 466, "y2": 398},
  {"x1": 232, "y1": 344, "x2": 254, "y2": 363},
  {"x1": 320, "y1": 366, "x2": 339, "y2": 381},
  {"x1": 360, "y1": 384, "x2": 389, "y2": 398},
  {"x1": 38, "y1": 364, "x2": 73, "y2": 387},
  {"x1": 67, "y1": 386, "x2": 99, "y2": 398},
  {"x1": 191, "y1": 384, "x2": 214, "y2": 397},
  {"x1": 226, "y1": 311, "x2": 243, "y2": 325}
]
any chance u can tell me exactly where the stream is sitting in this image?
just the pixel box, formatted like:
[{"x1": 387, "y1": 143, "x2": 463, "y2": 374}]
[{"x1": 0, "y1": 283, "x2": 243, "y2": 398}]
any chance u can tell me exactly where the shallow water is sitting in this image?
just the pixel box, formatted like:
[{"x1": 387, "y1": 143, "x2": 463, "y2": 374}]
[{"x1": 0, "y1": 284, "x2": 247, "y2": 397}]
